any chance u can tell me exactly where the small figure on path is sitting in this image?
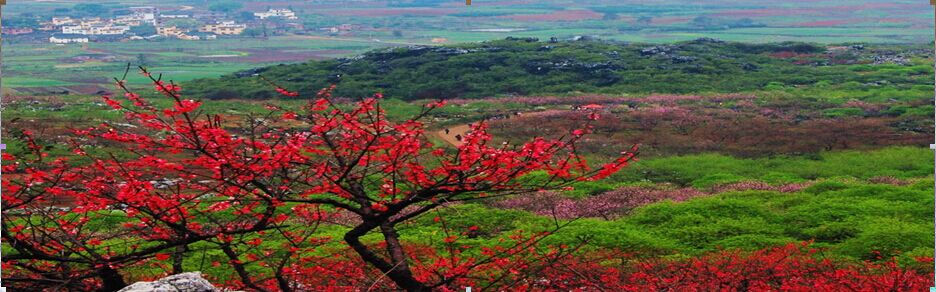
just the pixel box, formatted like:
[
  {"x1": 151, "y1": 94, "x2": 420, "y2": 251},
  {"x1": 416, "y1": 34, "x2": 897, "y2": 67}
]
[
  {"x1": 444, "y1": 128, "x2": 450, "y2": 135},
  {"x1": 455, "y1": 134, "x2": 463, "y2": 142}
]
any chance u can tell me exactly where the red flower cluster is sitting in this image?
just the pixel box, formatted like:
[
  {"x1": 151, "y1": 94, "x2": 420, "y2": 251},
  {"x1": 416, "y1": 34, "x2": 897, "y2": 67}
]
[
  {"x1": 1, "y1": 67, "x2": 638, "y2": 291},
  {"x1": 203, "y1": 241, "x2": 932, "y2": 291},
  {"x1": 531, "y1": 243, "x2": 933, "y2": 291},
  {"x1": 275, "y1": 87, "x2": 299, "y2": 97}
]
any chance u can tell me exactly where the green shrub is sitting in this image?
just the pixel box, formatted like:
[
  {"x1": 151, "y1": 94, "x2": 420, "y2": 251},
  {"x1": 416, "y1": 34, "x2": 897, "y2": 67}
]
[
  {"x1": 837, "y1": 218, "x2": 932, "y2": 260},
  {"x1": 801, "y1": 222, "x2": 861, "y2": 243},
  {"x1": 803, "y1": 181, "x2": 850, "y2": 194},
  {"x1": 822, "y1": 107, "x2": 865, "y2": 117},
  {"x1": 543, "y1": 219, "x2": 679, "y2": 255}
]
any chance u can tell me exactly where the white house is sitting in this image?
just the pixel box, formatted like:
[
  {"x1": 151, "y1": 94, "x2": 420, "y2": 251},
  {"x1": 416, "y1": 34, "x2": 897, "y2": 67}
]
[
  {"x1": 50, "y1": 34, "x2": 90, "y2": 44},
  {"x1": 51, "y1": 17, "x2": 78, "y2": 26},
  {"x1": 254, "y1": 9, "x2": 298, "y2": 20},
  {"x1": 128, "y1": 6, "x2": 158, "y2": 25},
  {"x1": 61, "y1": 25, "x2": 88, "y2": 34},
  {"x1": 63, "y1": 24, "x2": 130, "y2": 35},
  {"x1": 115, "y1": 14, "x2": 154, "y2": 26},
  {"x1": 160, "y1": 14, "x2": 190, "y2": 19}
]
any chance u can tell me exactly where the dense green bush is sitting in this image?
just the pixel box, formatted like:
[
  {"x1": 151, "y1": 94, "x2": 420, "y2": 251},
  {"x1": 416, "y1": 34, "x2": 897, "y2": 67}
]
[
  {"x1": 401, "y1": 175, "x2": 931, "y2": 262},
  {"x1": 612, "y1": 147, "x2": 932, "y2": 187},
  {"x1": 838, "y1": 218, "x2": 932, "y2": 260}
]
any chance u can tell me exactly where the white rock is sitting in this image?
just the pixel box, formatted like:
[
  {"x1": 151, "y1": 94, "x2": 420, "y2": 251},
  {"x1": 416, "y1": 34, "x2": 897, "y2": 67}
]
[{"x1": 119, "y1": 272, "x2": 217, "y2": 292}]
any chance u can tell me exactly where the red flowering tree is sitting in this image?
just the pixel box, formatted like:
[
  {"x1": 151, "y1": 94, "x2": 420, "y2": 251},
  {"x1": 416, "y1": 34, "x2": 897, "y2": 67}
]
[{"x1": 1, "y1": 68, "x2": 636, "y2": 291}]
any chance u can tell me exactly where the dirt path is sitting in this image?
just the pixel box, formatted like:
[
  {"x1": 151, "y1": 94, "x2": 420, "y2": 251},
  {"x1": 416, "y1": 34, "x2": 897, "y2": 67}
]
[
  {"x1": 434, "y1": 124, "x2": 472, "y2": 147},
  {"x1": 432, "y1": 109, "x2": 568, "y2": 147}
]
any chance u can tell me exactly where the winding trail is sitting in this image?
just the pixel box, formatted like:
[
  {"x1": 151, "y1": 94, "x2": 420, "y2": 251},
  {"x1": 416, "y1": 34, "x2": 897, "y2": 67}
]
[
  {"x1": 434, "y1": 124, "x2": 472, "y2": 147},
  {"x1": 431, "y1": 109, "x2": 569, "y2": 147}
]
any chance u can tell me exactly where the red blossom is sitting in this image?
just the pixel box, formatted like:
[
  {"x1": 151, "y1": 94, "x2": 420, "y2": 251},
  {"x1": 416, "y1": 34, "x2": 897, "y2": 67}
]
[
  {"x1": 275, "y1": 87, "x2": 300, "y2": 97},
  {"x1": 1, "y1": 68, "x2": 639, "y2": 291},
  {"x1": 154, "y1": 253, "x2": 170, "y2": 261}
]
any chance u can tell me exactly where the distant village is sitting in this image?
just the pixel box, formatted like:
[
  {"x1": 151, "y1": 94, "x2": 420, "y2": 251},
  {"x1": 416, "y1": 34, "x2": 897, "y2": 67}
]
[{"x1": 2, "y1": 6, "x2": 358, "y2": 44}]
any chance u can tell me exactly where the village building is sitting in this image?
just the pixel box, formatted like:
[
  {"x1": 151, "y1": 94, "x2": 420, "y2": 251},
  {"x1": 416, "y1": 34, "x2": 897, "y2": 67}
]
[
  {"x1": 157, "y1": 26, "x2": 198, "y2": 40},
  {"x1": 62, "y1": 24, "x2": 130, "y2": 35},
  {"x1": 39, "y1": 5, "x2": 245, "y2": 43},
  {"x1": 113, "y1": 17, "x2": 144, "y2": 27},
  {"x1": 321, "y1": 24, "x2": 358, "y2": 34},
  {"x1": 254, "y1": 9, "x2": 298, "y2": 20},
  {"x1": 127, "y1": 6, "x2": 158, "y2": 25},
  {"x1": 46, "y1": 7, "x2": 153, "y2": 38},
  {"x1": 61, "y1": 26, "x2": 87, "y2": 34},
  {"x1": 198, "y1": 21, "x2": 246, "y2": 35},
  {"x1": 160, "y1": 14, "x2": 191, "y2": 19},
  {"x1": 115, "y1": 14, "x2": 154, "y2": 27},
  {"x1": 115, "y1": 25, "x2": 133, "y2": 33},
  {"x1": 157, "y1": 26, "x2": 182, "y2": 37},
  {"x1": 79, "y1": 18, "x2": 107, "y2": 26},
  {"x1": 49, "y1": 34, "x2": 89, "y2": 44},
  {"x1": 51, "y1": 17, "x2": 78, "y2": 26}
]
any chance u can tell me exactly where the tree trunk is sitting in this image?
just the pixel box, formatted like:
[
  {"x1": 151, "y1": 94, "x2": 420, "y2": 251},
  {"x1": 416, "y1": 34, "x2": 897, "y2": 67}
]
[
  {"x1": 344, "y1": 222, "x2": 429, "y2": 292},
  {"x1": 98, "y1": 267, "x2": 127, "y2": 292},
  {"x1": 379, "y1": 223, "x2": 421, "y2": 287},
  {"x1": 172, "y1": 244, "x2": 188, "y2": 275}
]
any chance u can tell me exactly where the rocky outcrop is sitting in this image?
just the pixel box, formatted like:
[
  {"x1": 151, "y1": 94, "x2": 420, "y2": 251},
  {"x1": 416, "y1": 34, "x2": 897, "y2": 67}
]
[
  {"x1": 870, "y1": 54, "x2": 910, "y2": 66},
  {"x1": 640, "y1": 45, "x2": 676, "y2": 56},
  {"x1": 119, "y1": 272, "x2": 217, "y2": 292}
]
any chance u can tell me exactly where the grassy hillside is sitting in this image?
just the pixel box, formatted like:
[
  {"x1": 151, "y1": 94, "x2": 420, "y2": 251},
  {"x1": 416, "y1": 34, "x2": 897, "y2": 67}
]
[{"x1": 186, "y1": 38, "x2": 931, "y2": 100}]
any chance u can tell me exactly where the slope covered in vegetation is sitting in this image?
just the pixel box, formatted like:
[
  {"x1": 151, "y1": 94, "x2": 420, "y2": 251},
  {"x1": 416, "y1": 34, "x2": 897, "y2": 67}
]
[{"x1": 186, "y1": 38, "x2": 932, "y2": 100}]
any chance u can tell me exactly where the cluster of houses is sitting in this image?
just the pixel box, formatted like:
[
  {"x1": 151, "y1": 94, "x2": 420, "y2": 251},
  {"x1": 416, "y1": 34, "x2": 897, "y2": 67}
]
[
  {"x1": 4, "y1": 6, "x2": 375, "y2": 44},
  {"x1": 154, "y1": 21, "x2": 246, "y2": 41},
  {"x1": 46, "y1": 7, "x2": 154, "y2": 43},
  {"x1": 46, "y1": 7, "x2": 156, "y2": 43},
  {"x1": 254, "y1": 9, "x2": 298, "y2": 20},
  {"x1": 4, "y1": 7, "x2": 301, "y2": 44}
]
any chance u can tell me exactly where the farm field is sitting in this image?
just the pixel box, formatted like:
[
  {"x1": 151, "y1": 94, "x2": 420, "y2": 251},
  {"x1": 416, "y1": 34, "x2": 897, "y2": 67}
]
[
  {"x1": 2, "y1": 37, "x2": 385, "y2": 94},
  {"x1": 4, "y1": 0, "x2": 936, "y2": 94}
]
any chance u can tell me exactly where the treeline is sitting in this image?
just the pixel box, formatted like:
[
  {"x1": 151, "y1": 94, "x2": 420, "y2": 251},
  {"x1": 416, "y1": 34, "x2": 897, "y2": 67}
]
[{"x1": 184, "y1": 38, "x2": 930, "y2": 100}]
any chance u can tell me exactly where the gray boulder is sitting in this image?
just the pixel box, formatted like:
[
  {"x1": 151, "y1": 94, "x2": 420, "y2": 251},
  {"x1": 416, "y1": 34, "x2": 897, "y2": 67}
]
[{"x1": 119, "y1": 272, "x2": 217, "y2": 292}]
